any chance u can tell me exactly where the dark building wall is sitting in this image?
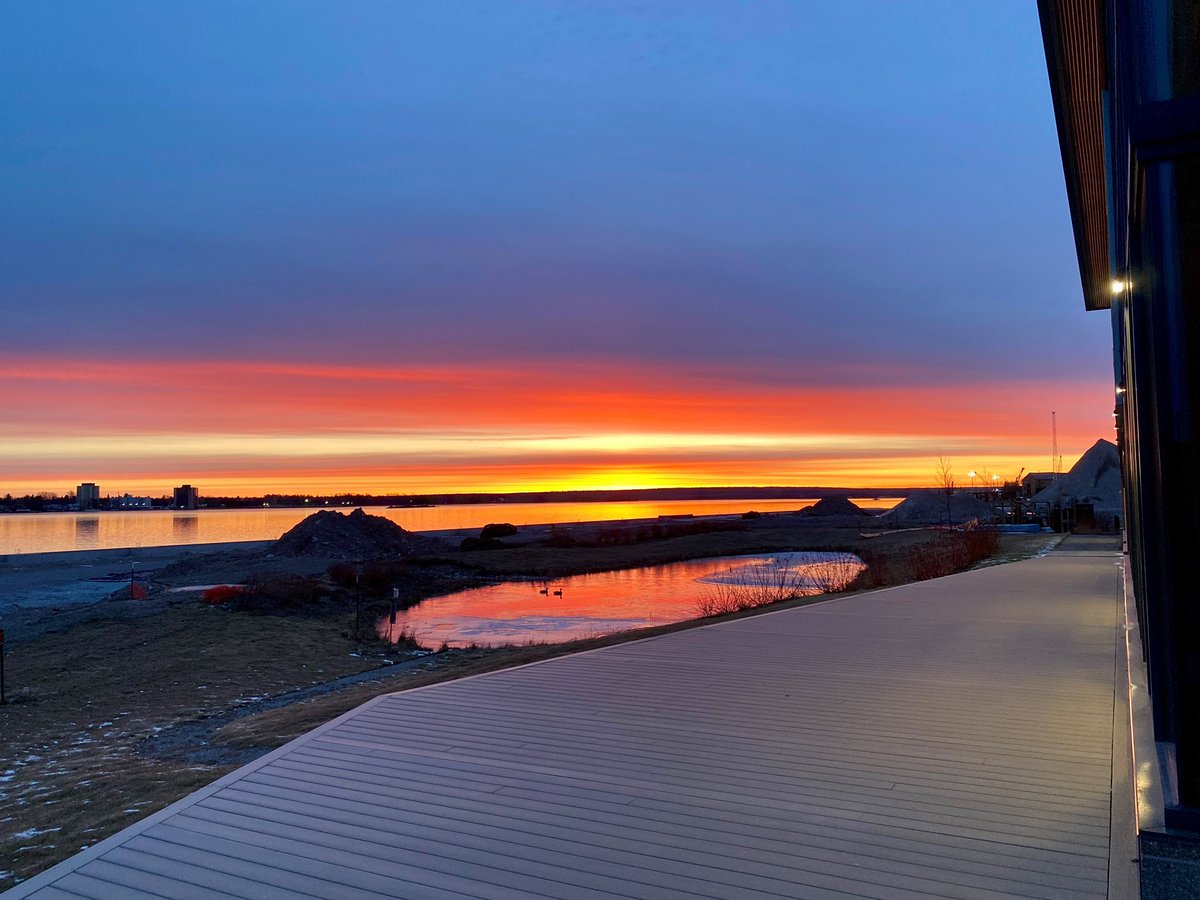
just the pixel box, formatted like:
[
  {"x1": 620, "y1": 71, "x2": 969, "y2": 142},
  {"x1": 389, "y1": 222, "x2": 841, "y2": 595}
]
[{"x1": 1041, "y1": 0, "x2": 1200, "y2": 852}]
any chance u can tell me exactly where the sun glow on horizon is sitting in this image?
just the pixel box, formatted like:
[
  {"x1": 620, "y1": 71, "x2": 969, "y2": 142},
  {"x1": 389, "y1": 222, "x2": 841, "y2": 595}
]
[{"x1": 0, "y1": 356, "x2": 1115, "y2": 497}]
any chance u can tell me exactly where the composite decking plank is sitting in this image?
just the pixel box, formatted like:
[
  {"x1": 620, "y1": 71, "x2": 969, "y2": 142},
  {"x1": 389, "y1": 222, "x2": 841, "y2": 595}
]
[
  {"x1": 309, "y1": 724, "x2": 1112, "y2": 841},
  {"x1": 57, "y1": 860, "x2": 234, "y2": 900},
  {"x1": 294, "y1": 739, "x2": 1112, "y2": 818},
  {"x1": 351, "y1": 701, "x2": 1114, "y2": 768},
  {"x1": 121, "y1": 836, "x2": 384, "y2": 900},
  {"x1": 321, "y1": 717, "x2": 1113, "y2": 821},
  {"x1": 244, "y1": 762, "x2": 1110, "y2": 884},
  {"x1": 372, "y1": 666, "x2": 1115, "y2": 722},
  {"x1": 160, "y1": 816, "x2": 554, "y2": 900},
  {"x1": 9, "y1": 552, "x2": 1121, "y2": 900},
  {"x1": 318, "y1": 721, "x2": 1110, "y2": 795},
  {"x1": 49, "y1": 874, "x2": 168, "y2": 900},
  {"x1": 94, "y1": 846, "x2": 321, "y2": 900},
  {"x1": 182, "y1": 803, "x2": 713, "y2": 900},
  {"x1": 390, "y1": 667, "x2": 1115, "y2": 735},
  {"x1": 303, "y1": 725, "x2": 1114, "y2": 804},
  {"x1": 221, "y1": 769, "x2": 1105, "y2": 900},
  {"x1": 290, "y1": 732, "x2": 1112, "y2": 820},
  {"x1": 377, "y1": 695, "x2": 1113, "y2": 769},
  {"x1": 127, "y1": 830, "x2": 483, "y2": 900},
  {"x1": 203, "y1": 785, "x2": 1010, "y2": 900},
  {"x1": 248, "y1": 763, "x2": 1108, "y2": 888},
  {"x1": 285, "y1": 734, "x2": 1113, "y2": 849},
  {"x1": 192, "y1": 793, "x2": 920, "y2": 900},
  {"x1": 170, "y1": 811, "x2": 636, "y2": 900}
]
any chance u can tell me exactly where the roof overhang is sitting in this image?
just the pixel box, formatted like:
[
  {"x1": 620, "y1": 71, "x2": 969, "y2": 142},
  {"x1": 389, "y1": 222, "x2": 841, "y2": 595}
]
[{"x1": 1038, "y1": 0, "x2": 1112, "y2": 311}]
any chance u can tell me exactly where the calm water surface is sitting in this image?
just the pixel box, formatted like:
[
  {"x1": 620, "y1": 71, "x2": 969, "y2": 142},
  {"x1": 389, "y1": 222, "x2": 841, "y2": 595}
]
[
  {"x1": 378, "y1": 551, "x2": 865, "y2": 649},
  {"x1": 0, "y1": 498, "x2": 899, "y2": 554}
]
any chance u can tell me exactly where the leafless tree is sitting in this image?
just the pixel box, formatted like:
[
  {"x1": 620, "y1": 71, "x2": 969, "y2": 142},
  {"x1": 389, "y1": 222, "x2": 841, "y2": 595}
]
[{"x1": 935, "y1": 454, "x2": 955, "y2": 526}]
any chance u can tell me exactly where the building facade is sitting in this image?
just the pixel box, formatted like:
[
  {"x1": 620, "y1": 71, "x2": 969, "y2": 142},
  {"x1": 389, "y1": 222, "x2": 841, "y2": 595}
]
[
  {"x1": 76, "y1": 482, "x2": 100, "y2": 511},
  {"x1": 173, "y1": 484, "x2": 199, "y2": 509},
  {"x1": 1040, "y1": 0, "x2": 1200, "y2": 890},
  {"x1": 109, "y1": 493, "x2": 153, "y2": 510}
]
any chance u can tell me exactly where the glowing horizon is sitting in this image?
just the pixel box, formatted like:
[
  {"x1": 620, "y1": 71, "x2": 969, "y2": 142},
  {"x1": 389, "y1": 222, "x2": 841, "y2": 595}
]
[{"x1": 0, "y1": 356, "x2": 1113, "y2": 497}]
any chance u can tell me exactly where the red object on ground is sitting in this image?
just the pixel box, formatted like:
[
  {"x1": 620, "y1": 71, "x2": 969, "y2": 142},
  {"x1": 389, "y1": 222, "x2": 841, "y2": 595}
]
[{"x1": 201, "y1": 585, "x2": 243, "y2": 605}]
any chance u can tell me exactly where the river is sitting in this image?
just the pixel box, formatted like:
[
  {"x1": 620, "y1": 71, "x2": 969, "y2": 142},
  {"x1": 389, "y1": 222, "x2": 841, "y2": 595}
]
[{"x1": 0, "y1": 498, "x2": 900, "y2": 555}]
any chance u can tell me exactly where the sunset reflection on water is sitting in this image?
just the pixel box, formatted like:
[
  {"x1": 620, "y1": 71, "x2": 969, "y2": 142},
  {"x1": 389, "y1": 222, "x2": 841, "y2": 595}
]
[
  {"x1": 1, "y1": 498, "x2": 899, "y2": 554},
  {"x1": 378, "y1": 552, "x2": 864, "y2": 649}
]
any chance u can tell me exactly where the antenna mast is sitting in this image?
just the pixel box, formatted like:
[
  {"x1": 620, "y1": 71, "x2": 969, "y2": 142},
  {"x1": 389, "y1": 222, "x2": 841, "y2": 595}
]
[{"x1": 1051, "y1": 410, "x2": 1060, "y2": 480}]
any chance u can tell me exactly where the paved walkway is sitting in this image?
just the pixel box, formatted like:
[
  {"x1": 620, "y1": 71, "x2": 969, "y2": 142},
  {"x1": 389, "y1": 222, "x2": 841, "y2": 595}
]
[{"x1": 7, "y1": 544, "x2": 1124, "y2": 899}]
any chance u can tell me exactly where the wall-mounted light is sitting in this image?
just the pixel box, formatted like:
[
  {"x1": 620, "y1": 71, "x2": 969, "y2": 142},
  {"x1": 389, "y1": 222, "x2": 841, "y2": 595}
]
[{"x1": 1111, "y1": 279, "x2": 1129, "y2": 294}]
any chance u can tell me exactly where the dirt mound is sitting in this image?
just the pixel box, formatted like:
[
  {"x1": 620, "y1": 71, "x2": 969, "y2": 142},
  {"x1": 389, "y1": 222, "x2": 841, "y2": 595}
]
[
  {"x1": 884, "y1": 490, "x2": 995, "y2": 525},
  {"x1": 801, "y1": 496, "x2": 864, "y2": 517},
  {"x1": 271, "y1": 509, "x2": 450, "y2": 559},
  {"x1": 1031, "y1": 439, "x2": 1121, "y2": 510}
]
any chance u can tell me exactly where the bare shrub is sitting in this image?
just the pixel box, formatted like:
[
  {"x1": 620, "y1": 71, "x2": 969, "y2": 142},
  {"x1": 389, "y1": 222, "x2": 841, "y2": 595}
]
[
  {"x1": 786, "y1": 528, "x2": 1001, "y2": 596},
  {"x1": 695, "y1": 553, "x2": 865, "y2": 618},
  {"x1": 242, "y1": 573, "x2": 326, "y2": 610}
]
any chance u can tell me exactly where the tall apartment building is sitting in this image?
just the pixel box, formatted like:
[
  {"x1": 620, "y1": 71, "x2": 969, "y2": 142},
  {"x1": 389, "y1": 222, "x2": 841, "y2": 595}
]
[
  {"x1": 173, "y1": 484, "x2": 199, "y2": 509},
  {"x1": 77, "y1": 482, "x2": 100, "y2": 510}
]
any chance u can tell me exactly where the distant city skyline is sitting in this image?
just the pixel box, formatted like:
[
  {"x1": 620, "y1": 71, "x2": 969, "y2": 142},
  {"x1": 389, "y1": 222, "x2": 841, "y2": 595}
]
[{"x1": 1, "y1": 3, "x2": 1113, "y2": 495}]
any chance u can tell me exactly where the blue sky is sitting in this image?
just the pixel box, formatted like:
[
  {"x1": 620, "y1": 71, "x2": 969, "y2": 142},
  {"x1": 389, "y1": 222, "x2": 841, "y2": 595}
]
[{"x1": 0, "y1": 2, "x2": 1116, "y2": 493}]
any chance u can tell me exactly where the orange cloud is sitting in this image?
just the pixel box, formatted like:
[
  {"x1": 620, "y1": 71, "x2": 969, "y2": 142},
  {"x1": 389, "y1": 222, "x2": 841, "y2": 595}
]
[{"x1": 0, "y1": 355, "x2": 1115, "y2": 495}]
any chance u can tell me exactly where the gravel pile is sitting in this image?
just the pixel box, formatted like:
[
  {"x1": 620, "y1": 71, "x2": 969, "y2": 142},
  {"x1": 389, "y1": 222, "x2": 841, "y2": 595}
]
[
  {"x1": 1031, "y1": 439, "x2": 1121, "y2": 510},
  {"x1": 271, "y1": 508, "x2": 450, "y2": 558},
  {"x1": 800, "y1": 496, "x2": 864, "y2": 517},
  {"x1": 884, "y1": 490, "x2": 996, "y2": 525}
]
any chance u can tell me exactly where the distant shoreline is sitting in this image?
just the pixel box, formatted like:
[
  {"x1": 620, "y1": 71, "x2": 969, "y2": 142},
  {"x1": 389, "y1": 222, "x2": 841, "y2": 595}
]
[{"x1": 1, "y1": 484, "x2": 915, "y2": 514}]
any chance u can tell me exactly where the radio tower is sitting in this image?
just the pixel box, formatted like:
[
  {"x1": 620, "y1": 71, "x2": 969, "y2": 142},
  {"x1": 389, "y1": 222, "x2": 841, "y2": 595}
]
[{"x1": 1051, "y1": 410, "x2": 1061, "y2": 481}]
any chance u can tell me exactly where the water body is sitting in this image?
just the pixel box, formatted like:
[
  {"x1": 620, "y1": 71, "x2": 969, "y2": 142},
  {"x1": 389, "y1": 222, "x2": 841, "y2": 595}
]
[
  {"x1": 378, "y1": 551, "x2": 865, "y2": 649},
  {"x1": 0, "y1": 498, "x2": 899, "y2": 554}
]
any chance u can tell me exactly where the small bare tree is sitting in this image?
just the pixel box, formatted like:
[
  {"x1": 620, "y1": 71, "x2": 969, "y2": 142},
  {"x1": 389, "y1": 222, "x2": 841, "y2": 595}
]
[{"x1": 935, "y1": 454, "x2": 955, "y2": 526}]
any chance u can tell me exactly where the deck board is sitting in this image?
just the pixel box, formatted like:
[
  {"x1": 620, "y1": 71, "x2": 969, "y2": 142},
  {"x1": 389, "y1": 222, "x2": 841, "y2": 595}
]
[{"x1": 6, "y1": 549, "x2": 1122, "y2": 898}]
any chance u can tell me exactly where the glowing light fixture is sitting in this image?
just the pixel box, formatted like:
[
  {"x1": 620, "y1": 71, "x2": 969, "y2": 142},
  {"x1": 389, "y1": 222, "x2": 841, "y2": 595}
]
[{"x1": 1111, "y1": 279, "x2": 1129, "y2": 294}]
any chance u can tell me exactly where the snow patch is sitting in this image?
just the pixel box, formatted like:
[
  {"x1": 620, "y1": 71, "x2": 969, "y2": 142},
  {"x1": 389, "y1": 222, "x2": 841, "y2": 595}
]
[{"x1": 11, "y1": 827, "x2": 60, "y2": 839}]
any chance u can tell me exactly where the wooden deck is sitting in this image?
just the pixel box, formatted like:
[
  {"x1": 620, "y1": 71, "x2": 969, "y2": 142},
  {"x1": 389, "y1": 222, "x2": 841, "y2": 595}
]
[{"x1": 7, "y1": 544, "x2": 1124, "y2": 899}]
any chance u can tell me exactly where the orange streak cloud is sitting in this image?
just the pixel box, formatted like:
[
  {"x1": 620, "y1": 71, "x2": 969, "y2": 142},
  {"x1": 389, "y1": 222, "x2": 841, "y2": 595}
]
[{"x1": 0, "y1": 355, "x2": 1115, "y2": 494}]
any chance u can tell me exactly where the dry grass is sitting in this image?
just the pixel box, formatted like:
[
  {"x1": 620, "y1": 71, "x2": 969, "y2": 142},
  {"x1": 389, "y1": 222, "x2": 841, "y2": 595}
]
[
  {"x1": 0, "y1": 603, "x2": 383, "y2": 884},
  {"x1": 695, "y1": 553, "x2": 865, "y2": 616}
]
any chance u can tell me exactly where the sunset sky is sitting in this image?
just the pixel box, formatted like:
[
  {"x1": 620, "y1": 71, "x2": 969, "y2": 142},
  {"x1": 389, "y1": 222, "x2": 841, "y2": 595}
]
[{"x1": 2, "y1": 2, "x2": 1114, "y2": 496}]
